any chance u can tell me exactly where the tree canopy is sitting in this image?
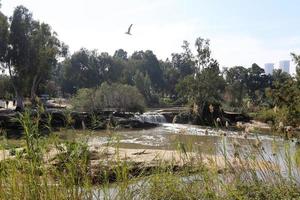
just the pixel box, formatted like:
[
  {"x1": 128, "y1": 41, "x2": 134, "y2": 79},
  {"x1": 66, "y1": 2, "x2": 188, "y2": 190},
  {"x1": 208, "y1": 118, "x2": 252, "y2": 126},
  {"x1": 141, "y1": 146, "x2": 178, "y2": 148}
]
[{"x1": 0, "y1": 5, "x2": 66, "y2": 109}]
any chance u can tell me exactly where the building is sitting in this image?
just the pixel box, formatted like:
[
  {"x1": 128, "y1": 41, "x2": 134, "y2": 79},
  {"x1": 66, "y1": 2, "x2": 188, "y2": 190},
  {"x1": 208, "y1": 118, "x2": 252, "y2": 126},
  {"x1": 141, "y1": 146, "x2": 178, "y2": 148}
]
[
  {"x1": 279, "y1": 60, "x2": 290, "y2": 74},
  {"x1": 264, "y1": 63, "x2": 274, "y2": 75}
]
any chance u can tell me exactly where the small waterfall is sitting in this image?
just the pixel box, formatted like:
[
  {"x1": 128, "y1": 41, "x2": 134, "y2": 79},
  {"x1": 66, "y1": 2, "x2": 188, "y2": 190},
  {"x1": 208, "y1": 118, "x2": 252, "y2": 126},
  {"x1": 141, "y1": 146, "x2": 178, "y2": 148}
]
[{"x1": 135, "y1": 112, "x2": 167, "y2": 124}]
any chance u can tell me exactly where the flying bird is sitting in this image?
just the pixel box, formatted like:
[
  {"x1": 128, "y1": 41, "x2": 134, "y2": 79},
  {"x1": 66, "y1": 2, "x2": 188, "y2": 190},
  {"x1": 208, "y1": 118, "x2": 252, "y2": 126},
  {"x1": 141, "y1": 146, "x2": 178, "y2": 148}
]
[{"x1": 125, "y1": 24, "x2": 133, "y2": 35}]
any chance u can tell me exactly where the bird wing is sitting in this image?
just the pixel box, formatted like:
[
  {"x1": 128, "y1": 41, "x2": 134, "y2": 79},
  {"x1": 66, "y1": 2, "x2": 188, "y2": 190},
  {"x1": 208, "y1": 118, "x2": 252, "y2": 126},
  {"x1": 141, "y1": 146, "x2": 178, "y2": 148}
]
[{"x1": 128, "y1": 24, "x2": 133, "y2": 33}]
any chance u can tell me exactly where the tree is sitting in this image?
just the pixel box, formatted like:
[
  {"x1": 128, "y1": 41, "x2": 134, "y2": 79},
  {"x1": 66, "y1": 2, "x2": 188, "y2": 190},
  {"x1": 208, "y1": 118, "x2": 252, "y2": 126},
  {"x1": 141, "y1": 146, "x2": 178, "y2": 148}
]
[
  {"x1": 245, "y1": 63, "x2": 271, "y2": 104},
  {"x1": 267, "y1": 79, "x2": 300, "y2": 126},
  {"x1": 161, "y1": 59, "x2": 180, "y2": 98},
  {"x1": 175, "y1": 37, "x2": 226, "y2": 124},
  {"x1": 133, "y1": 70, "x2": 154, "y2": 105},
  {"x1": 176, "y1": 62, "x2": 225, "y2": 123},
  {"x1": 0, "y1": 7, "x2": 8, "y2": 68},
  {"x1": 0, "y1": 6, "x2": 65, "y2": 109},
  {"x1": 171, "y1": 41, "x2": 196, "y2": 79},
  {"x1": 225, "y1": 66, "x2": 248, "y2": 106},
  {"x1": 113, "y1": 49, "x2": 128, "y2": 60},
  {"x1": 29, "y1": 22, "x2": 66, "y2": 102},
  {"x1": 195, "y1": 37, "x2": 213, "y2": 70},
  {"x1": 0, "y1": 75, "x2": 14, "y2": 99},
  {"x1": 61, "y1": 49, "x2": 103, "y2": 94},
  {"x1": 72, "y1": 83, "x2": 145, "y2": 112},
  {"x1": 61, "y1": 49, "x2": 124, "y2": 94},
  {"x1": 3, "y1": 6, "x2": 33, "y2": 109},
  {"x1": 131, "y1": 50, "x2": 164, "y2": 91},
  {"x1": 291, "y1": 53, "x2": 300, "y2": 82}
]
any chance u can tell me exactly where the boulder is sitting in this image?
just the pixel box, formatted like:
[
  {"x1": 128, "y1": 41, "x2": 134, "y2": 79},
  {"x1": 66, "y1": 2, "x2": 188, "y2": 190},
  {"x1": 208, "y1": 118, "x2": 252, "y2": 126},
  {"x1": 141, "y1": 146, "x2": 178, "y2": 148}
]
[{"x1": 172, "y1": 111, "x2": 193, "y2": 124}]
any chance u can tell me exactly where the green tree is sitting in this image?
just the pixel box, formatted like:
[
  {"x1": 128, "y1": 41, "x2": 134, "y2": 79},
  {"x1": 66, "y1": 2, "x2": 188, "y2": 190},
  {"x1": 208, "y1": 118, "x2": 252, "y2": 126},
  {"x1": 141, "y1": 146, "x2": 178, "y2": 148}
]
[
  {"x1": 0, "y1": 75, "x2": 14, "y2": 99},
  {"x1": 195, "y1": 37, "x2": 213, "y2": 70},
  {"x1": 245, "y1": 63, "x2": 271, "y2": 104},
  {"x1": 72, "y1": 83, "x2": 145, "y2": 112},
  {"x1": 268, "y1": 79, "x2": 300, "y2": 126},
  {"x1": 113, "y1": 49, "x2": 128, "y2": 60},
  {"x1": 4, "y1": 6, "x2": 33, "y2": 109},
  {"x1": 160, "y1": 59, "x2": 180, "y2": 98},
  {"x1": 29, "y1": 22, "x2": 66, "y2": 102},
  {"x1": 61, "y1": 49, "x2": 103, "y2": 94},
  {"x1": 133, "y1": 71, "x2": 154, "y2": 105},
  {"x1": 175, "y1": 37, "x2": 226, "y2": 123},
  {"x1": 224, "y1": 66, "x2": 248, "y2": 106},
  {"x1": 0, "y1": 6, "x2": 65, "y2": 109},
  {"x1": 171, "y1": 41, "x2": 196, "y2": 78},
  {"x1": 291, "y1": 53, "x2": 300, "y2": 82},
  {"x1": 131, "y1": 50, "x2": 164, "y2": 91},
  {"x1": 0, "y1": 6, "x2": 8, "y2": 69}
]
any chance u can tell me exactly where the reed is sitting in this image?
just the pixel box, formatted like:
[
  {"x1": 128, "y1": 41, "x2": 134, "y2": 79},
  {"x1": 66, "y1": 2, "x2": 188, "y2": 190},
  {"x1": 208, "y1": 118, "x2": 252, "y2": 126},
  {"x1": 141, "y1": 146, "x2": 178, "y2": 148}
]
[{"x1": 0, "y1": 110, "x2": 300, "y2": 199}]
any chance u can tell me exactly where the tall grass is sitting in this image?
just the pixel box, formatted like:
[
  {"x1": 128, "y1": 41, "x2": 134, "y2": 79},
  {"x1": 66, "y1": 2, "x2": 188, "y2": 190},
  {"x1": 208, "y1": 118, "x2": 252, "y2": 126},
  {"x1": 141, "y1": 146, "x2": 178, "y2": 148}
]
[{"x1": 0, "y1": 109, "x2": 300, "y2": 199}]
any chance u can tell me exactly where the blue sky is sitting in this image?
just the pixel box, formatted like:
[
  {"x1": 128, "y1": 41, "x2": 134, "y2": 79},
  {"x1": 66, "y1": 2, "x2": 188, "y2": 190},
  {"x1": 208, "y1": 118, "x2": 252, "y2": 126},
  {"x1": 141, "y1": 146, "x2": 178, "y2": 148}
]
[{"x1": 1, "y1": 0, "x2": 300, "y2": 74}]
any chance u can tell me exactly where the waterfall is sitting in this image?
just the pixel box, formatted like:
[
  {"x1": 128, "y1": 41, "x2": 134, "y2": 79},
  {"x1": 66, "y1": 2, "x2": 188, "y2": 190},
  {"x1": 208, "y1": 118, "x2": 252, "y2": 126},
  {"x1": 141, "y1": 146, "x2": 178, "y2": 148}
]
[{"x1": 135, "y1": 112, "x2": 167, "y2": 124}]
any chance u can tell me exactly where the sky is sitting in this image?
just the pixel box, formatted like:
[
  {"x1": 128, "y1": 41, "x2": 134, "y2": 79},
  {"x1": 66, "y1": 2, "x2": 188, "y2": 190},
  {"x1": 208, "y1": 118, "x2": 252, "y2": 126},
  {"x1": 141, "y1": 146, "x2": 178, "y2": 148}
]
[{"x1": 1, "y1": 0, "x2": 300, "y2": 74}]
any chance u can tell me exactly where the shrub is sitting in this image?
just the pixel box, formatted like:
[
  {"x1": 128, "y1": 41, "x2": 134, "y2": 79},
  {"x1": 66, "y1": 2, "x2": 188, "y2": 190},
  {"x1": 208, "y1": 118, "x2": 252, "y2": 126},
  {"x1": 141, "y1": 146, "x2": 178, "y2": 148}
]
[
  {"x1": 71, "y1": 83, "x2": 145, "y2": 113},
  {"x1": 256, "y1": 108, "x2": 276, "y2": 123},
  {"x1": 71, "y1": 88, "x2": 95, "y2": 112},
  {"x1": 256, "y1": 106, "x2": 299, "y2": 127}
]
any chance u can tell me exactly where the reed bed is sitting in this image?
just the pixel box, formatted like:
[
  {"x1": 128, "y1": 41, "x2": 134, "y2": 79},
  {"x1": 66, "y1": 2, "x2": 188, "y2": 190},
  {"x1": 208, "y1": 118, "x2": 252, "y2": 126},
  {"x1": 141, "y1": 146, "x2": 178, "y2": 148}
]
[{"x1": 0, "y1": 110, "x2": 300, "y2": 200}]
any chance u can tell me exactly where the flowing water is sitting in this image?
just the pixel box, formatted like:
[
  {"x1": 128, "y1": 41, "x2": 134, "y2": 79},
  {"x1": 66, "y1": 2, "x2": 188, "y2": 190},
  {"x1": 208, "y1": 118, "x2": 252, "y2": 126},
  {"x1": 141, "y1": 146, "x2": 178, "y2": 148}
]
[
  {"x1": 77, "y1": 112, "x2": 300, "y2": 199},
  {"x1": 134, "y1": 112, "x2": 167, "y2": 124}
]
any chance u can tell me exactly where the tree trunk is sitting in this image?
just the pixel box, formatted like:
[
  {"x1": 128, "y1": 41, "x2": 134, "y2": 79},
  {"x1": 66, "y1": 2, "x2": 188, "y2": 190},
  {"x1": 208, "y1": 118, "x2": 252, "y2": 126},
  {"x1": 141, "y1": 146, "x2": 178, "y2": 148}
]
[
  {"x1": 31, "y1": 75, "x2": 38, "y2": 103},
  {"x1": 30, "y1": 75, "x2": 42, "y2": 106},
  {"x1": 7, "y1": 64, "x2": 24, "y2": 111},
  {"x1": 15, "y1": 91, "x2": 24, "y2": 111}
]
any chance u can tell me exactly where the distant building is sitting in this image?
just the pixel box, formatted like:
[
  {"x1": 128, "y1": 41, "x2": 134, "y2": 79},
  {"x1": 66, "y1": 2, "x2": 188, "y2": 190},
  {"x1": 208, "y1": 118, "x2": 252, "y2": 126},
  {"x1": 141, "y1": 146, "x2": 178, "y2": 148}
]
[
  {"x1": 279, "y1": 60, "x2": 290, "y2": 74},
  {"x1": 264, "y1": 63, "x2": 274, "y2": 75}
]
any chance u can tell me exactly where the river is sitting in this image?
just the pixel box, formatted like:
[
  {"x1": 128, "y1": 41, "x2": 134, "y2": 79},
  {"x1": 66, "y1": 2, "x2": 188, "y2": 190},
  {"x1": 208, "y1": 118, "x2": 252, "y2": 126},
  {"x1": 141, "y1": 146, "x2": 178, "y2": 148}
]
[{"x1": 82, "y1": 118, "x2": 300, "y2": 199}]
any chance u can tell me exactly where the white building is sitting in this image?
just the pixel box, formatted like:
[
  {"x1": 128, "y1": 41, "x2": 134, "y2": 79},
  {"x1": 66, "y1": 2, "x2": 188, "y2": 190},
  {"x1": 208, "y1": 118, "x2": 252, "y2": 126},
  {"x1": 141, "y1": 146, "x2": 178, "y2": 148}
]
[
  {"x1": 279, "y1": 60, "x2": 290, "y2": 74},
  {"x1": 264, "y1": 63, "x2": 274, "y2": 75}
]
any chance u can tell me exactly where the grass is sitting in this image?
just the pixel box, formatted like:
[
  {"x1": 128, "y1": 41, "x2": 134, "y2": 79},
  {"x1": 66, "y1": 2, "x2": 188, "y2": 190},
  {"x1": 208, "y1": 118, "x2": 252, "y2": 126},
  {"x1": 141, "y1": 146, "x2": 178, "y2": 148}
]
[{"x1": 0, "y1": 109, "x2": 300, "y2": 199}]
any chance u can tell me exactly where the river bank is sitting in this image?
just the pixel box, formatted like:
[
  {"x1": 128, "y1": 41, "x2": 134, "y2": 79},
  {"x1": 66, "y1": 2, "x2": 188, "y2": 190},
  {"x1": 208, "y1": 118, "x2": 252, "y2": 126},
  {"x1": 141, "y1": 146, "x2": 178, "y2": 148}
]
[{"x1": 1, "y1": 115, "x2": 300, "y2": 199}]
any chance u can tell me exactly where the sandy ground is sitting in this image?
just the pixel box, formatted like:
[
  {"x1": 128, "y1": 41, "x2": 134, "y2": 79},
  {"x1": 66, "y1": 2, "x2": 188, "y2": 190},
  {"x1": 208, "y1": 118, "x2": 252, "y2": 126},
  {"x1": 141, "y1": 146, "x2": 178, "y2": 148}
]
[
  {"x1": 238, "y1": 120, "x2": 272, "y2": 132},
  {"x1": 0, "y1": 145, "x2": 279, "y2": 177}
]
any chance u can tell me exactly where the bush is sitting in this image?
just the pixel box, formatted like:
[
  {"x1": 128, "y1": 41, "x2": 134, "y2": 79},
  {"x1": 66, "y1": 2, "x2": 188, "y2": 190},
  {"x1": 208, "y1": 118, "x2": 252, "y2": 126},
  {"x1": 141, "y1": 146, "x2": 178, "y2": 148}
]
[
  {"x1": 256, "y1": 108, "x2": 276, "y2": 123},
  {"x1": 71, "y1": 88, "x2": 95, "y2": 112},
  {"x1": 71, "y1": 83, "x2": 145, "y2": 113},
  {"x1": 256, "y1": 106, "x2": 300, "y2": 127}
]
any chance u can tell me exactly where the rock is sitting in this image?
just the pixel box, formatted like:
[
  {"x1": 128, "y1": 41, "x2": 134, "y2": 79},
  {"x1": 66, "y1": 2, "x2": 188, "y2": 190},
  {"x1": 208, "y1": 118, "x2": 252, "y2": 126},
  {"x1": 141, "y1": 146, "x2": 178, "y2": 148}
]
[
  {"x1": 112, "y1": 111, "x2": 134, "y2": 118},
  {"x1": 172, "y1": 111, "x2": 192, "y2": 124},
  {"x1": 160, "y1": 112, "x2": 178, "y2": 123},
  {"x1": 223, "y1": 111, "x2": 251, "y2": 123}
]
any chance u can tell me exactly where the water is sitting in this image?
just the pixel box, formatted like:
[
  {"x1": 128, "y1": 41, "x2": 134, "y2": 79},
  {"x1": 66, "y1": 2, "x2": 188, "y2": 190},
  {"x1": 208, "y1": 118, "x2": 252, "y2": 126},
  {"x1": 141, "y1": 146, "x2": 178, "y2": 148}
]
[
  {"x1": 85, "y1": 121, "x2": 300, "y2": 177},
  {"x1": 134, "y1": 112, "x2": 167, "y2": 124},
  {"x1": 87, "y1": 122, "x2": 285, "y2": 152},
  {"x1": 79, "y1": 115, "x2": 300, "y2": 199}
]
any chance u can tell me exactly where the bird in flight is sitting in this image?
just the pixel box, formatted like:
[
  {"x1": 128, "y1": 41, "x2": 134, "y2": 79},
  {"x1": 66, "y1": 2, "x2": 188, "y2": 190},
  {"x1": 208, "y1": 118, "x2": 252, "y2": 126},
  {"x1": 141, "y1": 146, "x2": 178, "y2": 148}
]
[{"x1": 125, "y1": 24, "x2": 133, "y2": 35}]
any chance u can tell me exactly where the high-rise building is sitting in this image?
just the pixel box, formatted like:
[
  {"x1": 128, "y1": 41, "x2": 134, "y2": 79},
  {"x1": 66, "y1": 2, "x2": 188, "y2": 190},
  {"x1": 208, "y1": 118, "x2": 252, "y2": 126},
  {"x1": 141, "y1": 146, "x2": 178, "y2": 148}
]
[
  {"x1": 264, "y1": 63, "x2": 274, "y2": 75},
  {"x1": 279, "y1": 60, "x2": 290, "y2": 74}
]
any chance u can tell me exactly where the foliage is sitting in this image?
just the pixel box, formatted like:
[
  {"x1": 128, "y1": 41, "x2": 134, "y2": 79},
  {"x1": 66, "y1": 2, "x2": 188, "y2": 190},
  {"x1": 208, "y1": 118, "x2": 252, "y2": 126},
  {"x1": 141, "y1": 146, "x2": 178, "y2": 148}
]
[
  {"x1": 70, "y1": 88, "x2": 95, "y2": 112},
  {"x1": 0, "y1": 7, "x2": 8, "y2": 66},
  {"x1": 0, "y1": 75, "x2": 13, "y2": 99},
  {"x1": 60, "y1": 49, "x2": 115, "y2": 94},
  {"x1": 1, "y1": 123, "x2": 300, "y2": 199},
  {"x1": 0, "y1": 1, "x2": 300, "y2": 126},
  {"x1": 267, "y1": 80, "x2": 300, "y2": 126},
  {"x1": 71, "y1": 83, "x2": 145, "y2": 112},
  {"x1": 0, "y1": 5, "x2": 66, "y2": 109},
  {"x1": 224, "y1": 66, "x2": 248, "y2": 106},
  {"x1": 176, "y1": 37, "x2": 226, "y2": 121},
  {"x1": 255, "y1": 108, "x2": 277, "y2": 123}
]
